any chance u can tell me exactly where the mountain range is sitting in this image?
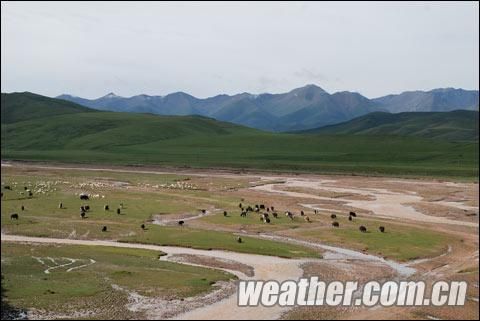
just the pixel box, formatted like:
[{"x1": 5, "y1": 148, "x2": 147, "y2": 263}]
[{"x1": 57, "y1": 85, "x2": 479, "y2": 132}]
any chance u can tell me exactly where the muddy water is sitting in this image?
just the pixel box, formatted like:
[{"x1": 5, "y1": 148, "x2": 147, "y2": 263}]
[{"x1": 252, "y1": 178, "x2": 478, "y2": 227}]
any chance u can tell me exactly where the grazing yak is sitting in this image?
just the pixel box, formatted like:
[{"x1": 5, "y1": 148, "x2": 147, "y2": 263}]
[
  {"x1": 305, "y1": 216, "x2": 311, "y2": 223},
  {"x1": 300, "y1": 210, "x2": 305, "y2": 216},
  {"x1": 259, "y1": 204, "x2": 265, "y2": 209},
  {"x1": 223, "y1": 211, "x2": 228, "y2": 217},
  {"x1": 263, "y1": 217, "x2": 271, "y2": 224},
  {"x1": 178, "y1": 220, "x2": 185, "y2": 226},
  {"x1": 240, "y1": 211, "x2": 247, "y2": 217},
  {"x1": 270, "y1": 206, "x2": 275, "y2": 211},
  {"x1": 379, "y1": 226, "x2": 385, "y2": 233},
  {"x1": 239, "y1": 203, "x2": 242, "y2": 208},
  {"x1": 84, "y1": 205, "x2": 90, "y2": 211},
  {"x1": 21, "y1": 205, "x2": 24, "y2": 211},
  {"x1": 359, "y1": 226, "x2": 367, "y2": 233},
  {"x1": 117, "y1": 208, "x2": 121, "y2": 215},
  {"x1": 349, "y1": 211, "x2": 357, "y2": 217},
  {"x1": 348, "y1": 215, "x2": 353, "y2": 221},
  {"x1": 141, "y1": 224, "x2": 146, "y2": 230},
  {"x1": 59, "y1": 202, "x2": 63, "y2": 209},
  {"x1": 314, "y1": 209, "x2": 318, "y2": 215},
  {"x1": 80, "y1": 206, "x2": 85, "y2": 212},
  {"x1": 285, "y1": 211, "x2": 294, "y2": 220},
  {"x1": 4, "y1": 186, "x2": 11, "y2": 190},
  {"x1": 272, "y1": 212, "x2": 278, "y2": 218},
  {"x1": 102, "y1": 226, "x2": 107, "y2": 232},
  {"x1": 332, "y1": 221, "x2": 339, "y2": 227},
  {"x1": 80, "y1": 194, "x2": 89, "y2": 200},
  {"x1": 237, "y1": 237, "x2": 242, "y2": 243},
  {"x1": 27, "y1": 191, "x2": 33, "y2": 198},
  {"x1": 330, "y1": 214, "x2": 337, "y2": 219},
  {"x1": 201, "y1": 209, "x2": 206, "y2": 214},
  {"x1": 80, "y1": 212, "x2": 86, "y2": 219},
  {"x1": 10, "y1": 213, "x2": 19, "y2": 220},
  {"x1": 104, "y1": 205, "x2": 109, "y2": 211}
]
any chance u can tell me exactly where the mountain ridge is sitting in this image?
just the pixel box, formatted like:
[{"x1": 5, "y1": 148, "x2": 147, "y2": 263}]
[{"x1": 25, "y1": 85, "x2": 480, "y2": 131}]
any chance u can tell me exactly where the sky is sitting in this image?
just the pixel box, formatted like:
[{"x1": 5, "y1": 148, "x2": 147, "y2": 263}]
[{"x1": 1, "y1": 1, "x2": 479, "y2": 99}]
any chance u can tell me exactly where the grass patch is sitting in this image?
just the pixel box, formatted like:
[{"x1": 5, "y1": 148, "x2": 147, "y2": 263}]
[
  {"x1": 1, "y1": 242, "x2": 234, "y2": 318},
  {"x1": 122, "y1": 225, "x2": 321, "y2": 259},
  {"x1": 299, "y1": 218, "x2": 454, "y2": 261}
]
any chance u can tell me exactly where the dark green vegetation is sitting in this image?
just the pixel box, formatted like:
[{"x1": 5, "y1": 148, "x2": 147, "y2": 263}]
[
  {"x1": 2, "y1": 92, "x2": 478, "y2": 178},
  {"x1": 1, "y1": 92, "x2": 96, "y2": 124},
  {"x1": 302, "y1": 110, "x2": 479, "y2": 141},
  {"x1": 1, "y1": 242, "x2": 234, "y2": 318}
]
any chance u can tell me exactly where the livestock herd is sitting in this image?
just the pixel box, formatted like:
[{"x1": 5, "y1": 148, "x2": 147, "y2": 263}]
[
  {"x1": 5, "y1": 188, "x2": 387, "y2": 236},
  {"x1": 227, "y1": 202, "x2": 386, "y2": 234}
]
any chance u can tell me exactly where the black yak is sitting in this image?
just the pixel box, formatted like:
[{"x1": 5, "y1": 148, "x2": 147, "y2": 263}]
[
  {"x1": 80, "y1": 194, "x2": 89, "y2": 200},
  {"x1": 10, "y1": 213, "x2": 18, "y2": 220},
  {"x1": 102, "y1": 226, "x2": 107, "y2": 232},
  {"x1": 178, "y1": 220, "x2": 185, "y2": 226},
  {"x1": 359, "y1": 226, "x2": 367, "y2": 233},
  {"x1": 332, "y1": 221, "x2": 339, "y2": 227},
  {"x1": 331, "y1": 214, "x2": 337, "y2": 219},
  {"x1": 379, "y1": 226, "x2": 385, "y2": 233}
]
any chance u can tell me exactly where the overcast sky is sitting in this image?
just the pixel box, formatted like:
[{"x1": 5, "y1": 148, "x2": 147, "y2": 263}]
[{"x1": 1, "y1": 1, "x2": 478, "y2": 99}]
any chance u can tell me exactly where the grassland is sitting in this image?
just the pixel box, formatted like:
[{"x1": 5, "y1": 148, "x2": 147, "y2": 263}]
[
  {"x1": 1, "y1": 242, "x2": 234, "y2": 319},
  {"x1": 0, "y1": 169, "x2": 321, "y2": 259},
  {"x1": 290, "y1": 216, "x2": 455, "y2": 261},
  {"x1": 2, "y1": 93, "x2": 478, "y2": 179},
  {"x1": 302, "y1": 110, "x2": 479, "y2": 141}
]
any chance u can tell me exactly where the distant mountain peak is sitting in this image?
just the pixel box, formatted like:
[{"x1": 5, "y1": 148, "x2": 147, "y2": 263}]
[
  {"x1": 290, "y1": 84, "x2": 328, "y2": 95},
  {"x1": 56, "y1": 85, "x2": 478, "y2": 132},
  {"x1": 102, "y1": 92, "x2": 121, "y2": 99}
]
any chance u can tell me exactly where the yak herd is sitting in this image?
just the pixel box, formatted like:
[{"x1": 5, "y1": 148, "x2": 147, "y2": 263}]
[
  {"x1": 228, "y1": 202, "x2": 386, "y2": 234},
  {"x1": 6, "y1": 189, "x2": 386, "y2": 235}
]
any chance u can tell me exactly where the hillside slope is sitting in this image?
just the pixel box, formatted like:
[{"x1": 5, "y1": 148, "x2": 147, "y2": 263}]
[
  {"x1": 2, "y1": 92, "x2": 478, "y2": 178},
  {"x1": 303, "y1": 110, "x2": 479, "y2": 141},
  {"x1": 1, "y1": 92, "x2": 96, "y2": 124}
]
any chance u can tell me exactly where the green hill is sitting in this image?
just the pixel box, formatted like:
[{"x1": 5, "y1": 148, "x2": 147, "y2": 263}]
[
  {"x1": 1, "y1": 93, "x2": 478, "y2": 179},
  {"x1": 302, "y1": 110, "x2": 479, "y2": 141},
  {"x1": 1, "y1": 92, "x2": 96, "y2": 124}
]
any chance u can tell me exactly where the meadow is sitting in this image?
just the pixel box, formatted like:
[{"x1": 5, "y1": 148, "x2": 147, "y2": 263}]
[
  {"x1": 1, "y1": 242, "x2": 234, "y2": 319},
  {"x1": 2, "y1": 111, "x2": 478, "y2": 179}
]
